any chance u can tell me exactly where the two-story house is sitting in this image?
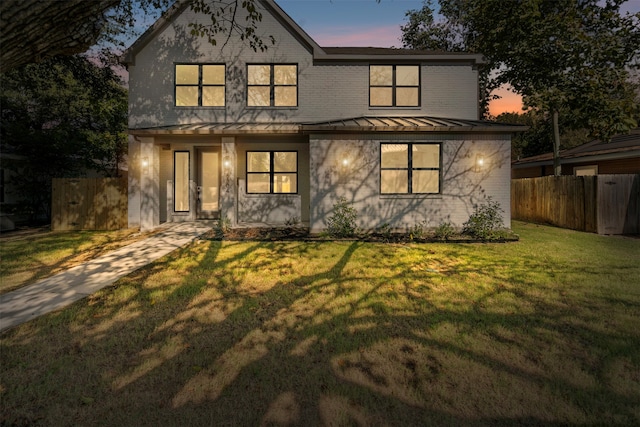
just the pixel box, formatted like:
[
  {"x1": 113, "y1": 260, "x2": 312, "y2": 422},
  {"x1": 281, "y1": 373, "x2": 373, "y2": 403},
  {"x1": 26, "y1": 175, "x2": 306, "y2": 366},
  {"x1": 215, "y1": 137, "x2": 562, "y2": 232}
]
[{"x1": 122, "y1": 0, "x2": 522, "y2": 232}]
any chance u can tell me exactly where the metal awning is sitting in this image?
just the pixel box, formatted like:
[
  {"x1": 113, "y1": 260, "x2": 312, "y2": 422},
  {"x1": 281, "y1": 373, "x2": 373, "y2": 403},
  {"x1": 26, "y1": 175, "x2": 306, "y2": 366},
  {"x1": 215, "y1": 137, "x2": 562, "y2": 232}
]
[{"x1": 129, "y1": 116, "x2": 527, "y2": 136}]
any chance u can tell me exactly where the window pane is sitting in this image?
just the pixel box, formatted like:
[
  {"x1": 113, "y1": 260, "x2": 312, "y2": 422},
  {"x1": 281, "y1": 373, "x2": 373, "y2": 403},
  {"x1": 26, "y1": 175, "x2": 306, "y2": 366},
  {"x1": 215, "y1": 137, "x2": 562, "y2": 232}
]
[
  {"x1": 370, "y1": 87, "x2": 393, "y2": 106},
  {"x1": 413, "y1": 170, "x2": 439, "y2": 193},
  {"x1": 248, "y1": 86, "x2": 270, "y2": 106},
  {"x1": 202, "y1": 65, "x2": 225, "y2": 84},
  {"x1": 176, "y1": 65, "x2": 199, "y2": 84},
  {"x1": 413, "y1": 144, "x2": 440, "y2": 168},
  {"x1": 370, "y1": 65, "x2": 392, "y2": 85},
  {"x1": 381, "y1": 170, "x2": 408, "y2": 194},
  {"x1": 247, "y1": 173, "x2": 270, "y2": 193},
  {"x1": 174, "y1": 152, "x2": 189, "y2": 211},
  {"x1": 202, "y1": 86, "x2": 225, "y2": 106},
  {"x1": 176, "y1": 86, "x2": 198, "y2": 106},
  {"x1": 274, "y1": 86, "x2": 297, "y2": 106},
  {"x1": 274, "y1": 152, "x2": 296, "y2": 172},
  {"x1": 274, "y1": 65, "x2": 296, "y2": 85},
  {"x1": 248, "y1": 65, "x2": 270, "y2": 85},
  {"x1": 396, "y1": 66, "x2": 419, "y2": 86},
  {"x1": 248, "y1": 152, "x2": 270, "y2": 172},
  {"x1": 396, "y1": 87, "x2": 419, "y2": 106},
  {"x1": 381, "y1": 144, "x2": 408, "y2": 168},
  {"x1": 273, "y1": 173, "x2": 297, "y2": 193}
]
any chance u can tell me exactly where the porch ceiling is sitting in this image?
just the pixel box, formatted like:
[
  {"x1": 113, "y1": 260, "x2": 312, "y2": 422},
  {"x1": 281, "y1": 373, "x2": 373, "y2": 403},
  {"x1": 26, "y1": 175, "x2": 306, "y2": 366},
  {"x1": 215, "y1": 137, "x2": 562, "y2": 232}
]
[{"x1": 128, "y1": 116, "x2": 527, "y2": 135}]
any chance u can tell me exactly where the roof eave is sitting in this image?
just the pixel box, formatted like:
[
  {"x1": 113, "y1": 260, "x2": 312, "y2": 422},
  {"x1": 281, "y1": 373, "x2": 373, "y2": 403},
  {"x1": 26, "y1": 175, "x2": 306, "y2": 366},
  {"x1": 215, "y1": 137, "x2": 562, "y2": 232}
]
[
  {"x1": 120, "y1": 0, "x2": 190, "y2": 66},
  {"x1": 302, "y1": 125, "x2": 525, "y2": 133},
  {"x1": 512, "y1": 149, "x2": 640, "y2": 168},
  {"x1": 312, "y1": 53, "x2": 486, "y2": 65}
]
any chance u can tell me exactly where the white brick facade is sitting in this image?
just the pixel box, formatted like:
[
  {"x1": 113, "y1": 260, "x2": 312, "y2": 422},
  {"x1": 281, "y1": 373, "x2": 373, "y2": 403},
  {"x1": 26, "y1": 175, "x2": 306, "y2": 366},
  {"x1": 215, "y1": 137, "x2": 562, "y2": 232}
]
[{"x1": 124, "y1": 0, "x2": 516, "y2": 231}]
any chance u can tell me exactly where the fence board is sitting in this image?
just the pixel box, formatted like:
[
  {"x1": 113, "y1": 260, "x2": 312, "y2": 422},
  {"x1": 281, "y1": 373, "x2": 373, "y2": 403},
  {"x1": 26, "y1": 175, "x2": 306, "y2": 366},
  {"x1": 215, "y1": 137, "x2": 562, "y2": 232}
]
[
  {"x1": 512, "y1": 175, "x2": 639, "y2": 235},
  {"x1": 597, "y1": 174, "x2": 640, "y2": 235},
  {"x1": 51, "y1": 178, "x2": 127, "y2": 231},
  {"x1": 511, "y1": 176, "x2": 596, "y2": 232}
]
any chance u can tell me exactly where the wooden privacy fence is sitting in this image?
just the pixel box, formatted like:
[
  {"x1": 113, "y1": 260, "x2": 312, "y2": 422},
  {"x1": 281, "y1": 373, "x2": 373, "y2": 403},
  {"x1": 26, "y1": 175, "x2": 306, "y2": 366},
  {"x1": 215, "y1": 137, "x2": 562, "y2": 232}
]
[
  {"x1": 512, "y1": 174, "x2": 640, "y2": 235},
  {"x1": 52, "y1": 178, "x2": 127, "y2": 231}
]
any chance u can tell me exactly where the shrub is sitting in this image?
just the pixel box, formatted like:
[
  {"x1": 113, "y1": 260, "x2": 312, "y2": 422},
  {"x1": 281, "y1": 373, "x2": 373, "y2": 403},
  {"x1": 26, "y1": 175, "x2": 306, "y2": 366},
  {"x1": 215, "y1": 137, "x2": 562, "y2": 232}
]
[
  {"x1": 434, "y1": 222, "x2": 456, "y2": 240},
  {"x1": 408, "y1": 220, "x2": 428, "y2": 240},
  {"x1": 462, "y1": 197, "x2": 504, "y2": 239},
  {"x1": 326, "y1": 197, "x2": 359, "y2": 237}
]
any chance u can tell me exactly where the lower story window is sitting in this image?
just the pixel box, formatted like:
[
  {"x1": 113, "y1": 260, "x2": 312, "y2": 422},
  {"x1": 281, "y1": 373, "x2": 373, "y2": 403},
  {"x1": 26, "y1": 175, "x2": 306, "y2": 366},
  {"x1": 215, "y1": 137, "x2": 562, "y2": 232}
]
[
  {"x1": 247, "y1": 151, "x2": 297, "y2": 194},
  {"x1": 380, "y1": 143, "x2": 441, "y2": 194}
]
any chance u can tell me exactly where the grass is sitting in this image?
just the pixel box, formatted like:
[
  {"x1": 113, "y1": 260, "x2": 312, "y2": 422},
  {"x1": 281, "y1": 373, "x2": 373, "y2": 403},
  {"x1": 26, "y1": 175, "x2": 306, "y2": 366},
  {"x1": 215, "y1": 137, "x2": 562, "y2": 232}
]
[
  {"x1": 0, "y1": 228, "x2": 158, "y2": 294},
  {"x1": 1, "y1": 221, "x2": 639, "y2": 425}
]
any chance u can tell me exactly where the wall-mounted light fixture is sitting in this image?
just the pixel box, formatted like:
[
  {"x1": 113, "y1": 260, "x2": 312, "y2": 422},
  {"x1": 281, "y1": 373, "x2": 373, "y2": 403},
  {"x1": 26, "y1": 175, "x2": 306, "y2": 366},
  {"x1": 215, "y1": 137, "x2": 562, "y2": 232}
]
[
  {"x1": 475, "y1": 154, "x2": 484, "y2": 172},
  {"x1": 142, "y1": 157, "x2": 149, "y2": 175},
  {"x1": 222, "y1": 155, "x2": 231, "y2": 193}
]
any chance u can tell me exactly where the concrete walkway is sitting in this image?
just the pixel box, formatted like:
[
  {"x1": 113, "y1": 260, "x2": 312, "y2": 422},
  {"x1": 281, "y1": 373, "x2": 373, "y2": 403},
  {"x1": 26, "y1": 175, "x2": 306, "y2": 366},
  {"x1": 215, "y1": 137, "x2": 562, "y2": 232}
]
[{"x1": 0, "y1": 222, "x2": 213, "y2": 333}]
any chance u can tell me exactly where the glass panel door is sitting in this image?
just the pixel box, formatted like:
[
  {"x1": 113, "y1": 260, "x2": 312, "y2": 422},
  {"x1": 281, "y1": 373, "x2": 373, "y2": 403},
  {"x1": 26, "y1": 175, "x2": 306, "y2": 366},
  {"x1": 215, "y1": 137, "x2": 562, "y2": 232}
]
[{"x1": 197, "y1": 148, "x2": 220, "y2": 219}]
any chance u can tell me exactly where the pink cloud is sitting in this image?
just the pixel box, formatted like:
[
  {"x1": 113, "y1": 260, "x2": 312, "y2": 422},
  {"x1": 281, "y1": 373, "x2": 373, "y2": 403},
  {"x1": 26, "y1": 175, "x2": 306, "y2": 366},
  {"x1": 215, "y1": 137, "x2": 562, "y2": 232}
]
[{"x1": 310, "y1": 25, "x2": 403, "y2": 48}]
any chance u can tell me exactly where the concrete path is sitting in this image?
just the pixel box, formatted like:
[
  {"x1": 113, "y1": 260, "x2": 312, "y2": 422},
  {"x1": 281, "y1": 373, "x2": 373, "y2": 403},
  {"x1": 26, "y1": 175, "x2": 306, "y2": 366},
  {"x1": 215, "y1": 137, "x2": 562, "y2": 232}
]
[{"x1": 0, "y1": 222, "x2": 213, "y2": 333}]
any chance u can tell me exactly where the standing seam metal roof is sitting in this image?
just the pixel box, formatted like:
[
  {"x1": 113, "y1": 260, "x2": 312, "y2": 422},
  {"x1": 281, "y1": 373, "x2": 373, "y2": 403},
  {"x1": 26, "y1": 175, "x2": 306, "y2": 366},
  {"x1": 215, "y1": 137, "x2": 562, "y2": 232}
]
[{"x1": 129, "y1": 116, "x2": 527, "y2": 135}]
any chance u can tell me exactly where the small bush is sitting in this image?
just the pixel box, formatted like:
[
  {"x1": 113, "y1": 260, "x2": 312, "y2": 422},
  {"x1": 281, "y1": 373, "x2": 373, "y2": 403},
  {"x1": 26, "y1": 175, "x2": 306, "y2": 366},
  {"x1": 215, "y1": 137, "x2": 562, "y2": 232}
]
[
  {"x1": 434, "y1": 222, "x2": 456, "y2": 240},
  {"x1": 326, "y1": 197, "x2": 359, "y2": 237},
  {"x1": 462, "y1": 198, "x2": 504, "y2": 239},
  {"x1": 408, "y1": 220, "x2": 428, "y2": 241}
]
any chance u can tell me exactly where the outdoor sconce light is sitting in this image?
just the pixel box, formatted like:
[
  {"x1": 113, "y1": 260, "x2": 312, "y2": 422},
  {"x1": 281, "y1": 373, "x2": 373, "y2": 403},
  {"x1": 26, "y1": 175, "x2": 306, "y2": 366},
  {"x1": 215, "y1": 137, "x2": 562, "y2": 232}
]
[
  {"x1": 222, "y1": 155, "x2": 231, "y2": 192},
  {"x1": 475, "y1": 154, "x2": 484, "y2": 172},
  {"x1": 142, "y1": 157, "x2": 149, "y2": 175}
]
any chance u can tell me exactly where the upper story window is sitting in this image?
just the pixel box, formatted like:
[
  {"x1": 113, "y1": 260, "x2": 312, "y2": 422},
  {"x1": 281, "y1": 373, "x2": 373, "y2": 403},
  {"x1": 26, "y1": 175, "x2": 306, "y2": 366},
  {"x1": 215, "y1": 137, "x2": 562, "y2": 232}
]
[
  {"x1": 247, "y1": 64, "x2": 298, "y2": 107},
  {"x1": 247, "y1": 151, "x2": 298, "y2": 194},
  {"x1": 175, "y1": 64, "x2": 225, "y2": 107},
  {"x1": 380, "y1": 143, "x2": 440, "y2": 194},
  {"x1": 370, "y1": 65, "x2": 420, "y2": 107}
]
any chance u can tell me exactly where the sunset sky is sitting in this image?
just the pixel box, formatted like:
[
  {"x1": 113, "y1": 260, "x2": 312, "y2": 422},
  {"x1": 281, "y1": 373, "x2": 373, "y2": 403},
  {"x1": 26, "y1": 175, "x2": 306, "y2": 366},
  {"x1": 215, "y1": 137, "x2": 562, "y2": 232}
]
[{"x1": 277, "y1": 0, "x2": 640, "y2": 116}]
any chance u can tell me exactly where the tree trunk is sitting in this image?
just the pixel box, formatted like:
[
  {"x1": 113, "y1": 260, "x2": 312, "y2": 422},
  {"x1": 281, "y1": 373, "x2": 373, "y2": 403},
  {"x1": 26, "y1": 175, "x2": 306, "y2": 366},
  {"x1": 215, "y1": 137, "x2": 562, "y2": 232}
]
[
  {"x1": 552, "y1": 109, "x2": 561, "y2": 176},
  {"x1": 0, "y1": 0, "x2": 119, "y2": 72}
]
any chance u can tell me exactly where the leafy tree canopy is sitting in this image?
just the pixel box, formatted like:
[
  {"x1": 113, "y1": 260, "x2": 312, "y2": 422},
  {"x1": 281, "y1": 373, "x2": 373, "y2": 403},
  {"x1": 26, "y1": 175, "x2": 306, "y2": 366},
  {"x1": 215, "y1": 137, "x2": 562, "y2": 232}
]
[
  {"x1": 402, "y1": 0, "x2": 640, "y2": 169},
  {"x1": 0, "y1": 55, "x2": 128, "y2": 220}
]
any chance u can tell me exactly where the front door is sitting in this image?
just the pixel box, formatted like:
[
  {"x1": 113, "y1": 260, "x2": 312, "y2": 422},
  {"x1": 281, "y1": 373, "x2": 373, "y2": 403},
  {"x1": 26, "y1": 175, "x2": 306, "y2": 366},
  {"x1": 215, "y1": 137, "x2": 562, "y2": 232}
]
[{"x1": 196, "y1": 148, "x2": 220, "y2": 219}]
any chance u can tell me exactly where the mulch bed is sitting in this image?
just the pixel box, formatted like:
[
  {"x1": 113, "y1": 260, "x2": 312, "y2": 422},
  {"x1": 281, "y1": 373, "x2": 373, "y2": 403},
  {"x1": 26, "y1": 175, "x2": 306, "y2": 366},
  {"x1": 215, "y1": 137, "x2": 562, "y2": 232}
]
[{"x1": 202, "y1": 227, "x2": 519, "y2": 243}]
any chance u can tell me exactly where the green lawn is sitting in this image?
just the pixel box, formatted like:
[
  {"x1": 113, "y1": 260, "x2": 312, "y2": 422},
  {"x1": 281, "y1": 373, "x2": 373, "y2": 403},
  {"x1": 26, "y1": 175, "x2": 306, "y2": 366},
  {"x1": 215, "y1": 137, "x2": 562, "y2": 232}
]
[
  {"x1": 0, "y1": 228, "x2": 157, "y2": 294},
  {"x1": 1, "y1": 222, "x2": 639, "y2": 425}
]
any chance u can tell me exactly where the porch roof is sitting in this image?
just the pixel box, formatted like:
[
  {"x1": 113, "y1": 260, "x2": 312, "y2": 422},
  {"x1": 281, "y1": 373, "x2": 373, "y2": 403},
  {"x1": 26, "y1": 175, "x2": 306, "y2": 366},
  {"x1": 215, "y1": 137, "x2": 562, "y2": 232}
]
[{"x1": 129, "y1": 116, "x2": 527, "y2": 136}]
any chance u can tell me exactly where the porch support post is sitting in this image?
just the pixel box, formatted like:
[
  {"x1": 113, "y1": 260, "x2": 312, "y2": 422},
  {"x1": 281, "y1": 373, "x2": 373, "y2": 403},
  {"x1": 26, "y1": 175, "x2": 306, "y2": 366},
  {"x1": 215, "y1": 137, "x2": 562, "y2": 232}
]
[
  {"x1": 139, "y1": 137, "x2": 160, "y2": 230},
  {"x1": 128, "y1": 135, "x2": 141, "y2": 229},
  {"x1": 221, "y1": 137, "x2": 237, "y2": 226}
]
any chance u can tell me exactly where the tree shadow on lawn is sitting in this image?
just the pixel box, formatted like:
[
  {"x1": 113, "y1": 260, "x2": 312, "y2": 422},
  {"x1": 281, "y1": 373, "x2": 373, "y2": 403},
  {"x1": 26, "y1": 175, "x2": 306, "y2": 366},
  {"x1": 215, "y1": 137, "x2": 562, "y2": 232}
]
[{"x1": 1, "y1": 240, "x2": 639, "y2": 426}]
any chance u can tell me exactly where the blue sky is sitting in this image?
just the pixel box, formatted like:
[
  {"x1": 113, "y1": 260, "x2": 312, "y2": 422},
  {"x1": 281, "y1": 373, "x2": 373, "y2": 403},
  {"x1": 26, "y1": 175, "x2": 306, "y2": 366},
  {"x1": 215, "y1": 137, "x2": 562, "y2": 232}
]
[
  {"x1": 278, "y1": 0, "x2": 640, "y2": 48},
  {"x1": 277, "y1": 0, "x2": 425, "y2": 47}
]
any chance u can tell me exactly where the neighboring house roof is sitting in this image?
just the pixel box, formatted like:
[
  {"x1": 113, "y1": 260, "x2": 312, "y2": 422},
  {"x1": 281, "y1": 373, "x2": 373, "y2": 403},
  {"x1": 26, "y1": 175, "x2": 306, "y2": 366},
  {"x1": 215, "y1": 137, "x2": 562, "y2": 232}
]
[
  {"x1": 129, "y1": 116, "x2": 526, "y2": 135},
  {"x1": 512, "y1": 128, "x2": 640, "y2": 168},
  {"x1": 121, "y1": 0, "x2": 485, "y2": 66}
]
